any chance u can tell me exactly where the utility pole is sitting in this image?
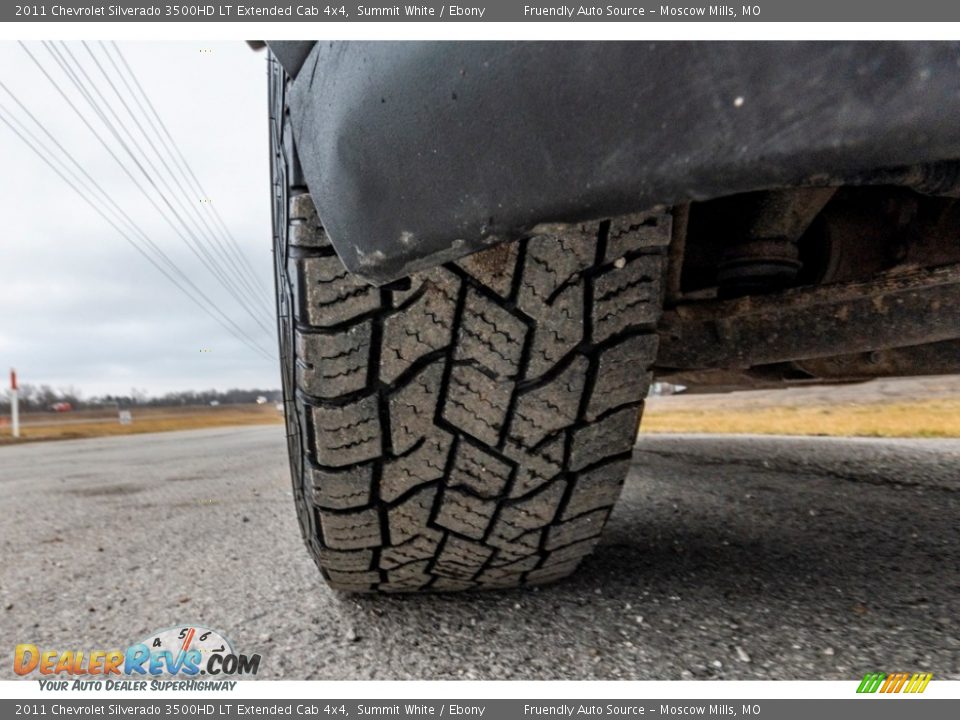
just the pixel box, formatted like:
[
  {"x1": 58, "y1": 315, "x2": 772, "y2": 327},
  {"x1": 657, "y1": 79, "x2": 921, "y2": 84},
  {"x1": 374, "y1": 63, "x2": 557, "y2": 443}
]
[{"x1": 10, "y1": 369, "x2": 19, "y2": 439}]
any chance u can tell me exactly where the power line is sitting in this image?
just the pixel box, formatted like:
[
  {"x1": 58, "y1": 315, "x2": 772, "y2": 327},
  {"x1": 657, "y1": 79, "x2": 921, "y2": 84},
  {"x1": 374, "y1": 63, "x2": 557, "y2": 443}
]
[
  {"x1": 17, "y1": 41, "x2": 251, "y2": 326},
  {"x1": 0, "y1": 76, "x2": 202, "y2": 297},
  {"x1": 85, "y1": 41, "x2": 266, "y2": 308},
  {"x1": 5, "y1": 43, "x2": 277, "y2": 360},
  {"x1": 45, "y1": 41, "x2": 275, "y2": 334},
  {"x1": 105, "y1": 40, "x2": 272, "y2": 299},
  {"x1": 0, "y1": 102, "x2": 276, "y2": 362},
  {"x1": 83, "y1": 41, "x2": 270, "y2": 309}
]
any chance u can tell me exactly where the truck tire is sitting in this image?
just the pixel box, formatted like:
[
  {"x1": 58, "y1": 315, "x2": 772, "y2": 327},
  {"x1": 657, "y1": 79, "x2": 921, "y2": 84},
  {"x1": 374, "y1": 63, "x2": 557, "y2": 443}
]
[{"x1": 269, "y1": 58, "x2": 671, "y2": 592}]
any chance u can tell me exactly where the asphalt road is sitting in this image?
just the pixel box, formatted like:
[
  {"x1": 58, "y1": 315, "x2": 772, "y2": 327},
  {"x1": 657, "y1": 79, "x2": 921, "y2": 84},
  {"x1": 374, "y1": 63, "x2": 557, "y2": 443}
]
[{"x1": 1, "y1": 427, "x2": 957, "y2": 680}]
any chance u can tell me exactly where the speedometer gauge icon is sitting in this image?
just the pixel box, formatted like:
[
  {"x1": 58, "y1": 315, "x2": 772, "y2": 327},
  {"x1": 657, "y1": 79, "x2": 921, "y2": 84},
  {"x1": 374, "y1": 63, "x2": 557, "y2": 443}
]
[{"x1": 138, "y1": 625, "x2": 234, "y2": 675}]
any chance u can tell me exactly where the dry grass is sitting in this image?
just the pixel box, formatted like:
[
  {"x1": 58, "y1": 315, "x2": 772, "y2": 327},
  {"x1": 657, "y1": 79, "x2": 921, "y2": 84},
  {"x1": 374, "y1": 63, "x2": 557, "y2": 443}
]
[
  {"x1": 642, "y1": 398, "x2": 960, "y2": 438},
  {"x1": 0, "y1": 404, "x2": 283, "y2": 444},
  {"x1": 4, "y1": 377, "x2": 960, "y2": 443}
]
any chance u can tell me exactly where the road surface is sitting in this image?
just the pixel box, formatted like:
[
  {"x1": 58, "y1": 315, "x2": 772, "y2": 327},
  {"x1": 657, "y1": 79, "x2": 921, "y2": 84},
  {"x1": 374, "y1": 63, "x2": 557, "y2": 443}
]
[{"x1": 1, "y1": 426, "x2": 957, "y2": 680}]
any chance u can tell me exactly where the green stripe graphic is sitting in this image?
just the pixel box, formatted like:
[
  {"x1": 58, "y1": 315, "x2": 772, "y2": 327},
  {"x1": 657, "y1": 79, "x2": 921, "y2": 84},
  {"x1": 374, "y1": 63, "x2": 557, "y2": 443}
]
[{"x1": 857, "y1": 672, "x2": 886, "y2": 693}]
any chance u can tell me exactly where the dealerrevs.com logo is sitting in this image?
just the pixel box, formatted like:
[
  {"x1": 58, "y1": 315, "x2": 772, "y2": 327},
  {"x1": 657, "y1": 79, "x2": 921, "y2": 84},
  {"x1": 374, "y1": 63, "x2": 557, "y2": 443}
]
[{"x1": 14, "y1": 625, "x2": 260, "y2": 690}]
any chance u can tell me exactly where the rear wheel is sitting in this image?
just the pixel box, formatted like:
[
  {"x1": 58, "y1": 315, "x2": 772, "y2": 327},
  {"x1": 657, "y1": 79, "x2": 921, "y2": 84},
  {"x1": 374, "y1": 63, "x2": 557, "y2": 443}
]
[{"x1": 270, "y1": 58, "x2": 671, "y2": 592}]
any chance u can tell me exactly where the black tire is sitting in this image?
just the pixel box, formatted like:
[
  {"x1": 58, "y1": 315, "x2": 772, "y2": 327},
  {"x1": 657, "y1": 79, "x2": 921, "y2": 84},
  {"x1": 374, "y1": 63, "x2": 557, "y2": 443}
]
[{"x1": 269, "y1": 58, "x2": 671, "y2": 592}]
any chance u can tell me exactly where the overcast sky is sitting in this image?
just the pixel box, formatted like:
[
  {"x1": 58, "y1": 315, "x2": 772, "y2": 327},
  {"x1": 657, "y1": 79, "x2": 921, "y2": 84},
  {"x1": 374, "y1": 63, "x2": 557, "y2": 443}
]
[{"x1": 0, "y1": 41, "x2": 277, "y2": 397}]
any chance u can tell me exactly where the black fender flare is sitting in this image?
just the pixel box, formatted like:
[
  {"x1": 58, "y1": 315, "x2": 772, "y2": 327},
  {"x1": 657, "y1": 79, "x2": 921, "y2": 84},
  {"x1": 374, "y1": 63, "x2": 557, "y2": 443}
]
[{"x1": 278, "y1": 41, "x2": 960, "y2": 284}]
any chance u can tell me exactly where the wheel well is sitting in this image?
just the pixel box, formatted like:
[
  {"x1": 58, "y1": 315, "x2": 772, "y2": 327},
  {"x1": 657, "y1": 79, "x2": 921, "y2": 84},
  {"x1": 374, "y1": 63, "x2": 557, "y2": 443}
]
[{"x1": 658, "y1": 165, "x2": 960, "y2": 389}]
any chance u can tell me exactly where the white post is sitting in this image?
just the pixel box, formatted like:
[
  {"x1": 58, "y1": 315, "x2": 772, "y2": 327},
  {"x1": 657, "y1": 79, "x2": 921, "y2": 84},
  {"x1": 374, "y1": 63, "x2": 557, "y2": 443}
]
[{"x1": 10, "y1": 369, "x2": 19, "y2": 439}]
